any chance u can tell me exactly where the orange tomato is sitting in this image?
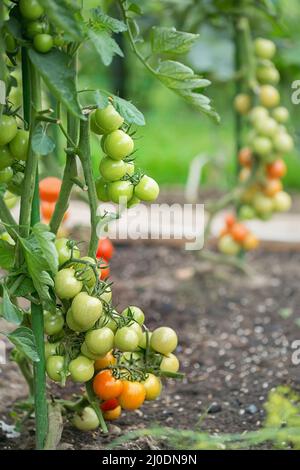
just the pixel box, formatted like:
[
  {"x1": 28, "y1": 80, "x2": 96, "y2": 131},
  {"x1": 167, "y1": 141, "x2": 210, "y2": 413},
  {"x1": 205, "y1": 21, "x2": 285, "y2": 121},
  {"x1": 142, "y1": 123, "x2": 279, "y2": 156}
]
[
  {"x1": 219, "y1": 227, "x2": 229, "y2": 238},
  {"x1": 99, "y1": 259, "x2": 110, "y2": 280},
  {"x1": 230, "y1": 223, "x2": 249, "y2": 243},
  {"x1": 225, "y1": 214, "x2": 236, "y2": 228},
  {"x1": 243, "y1": 233, "x2": 260, "y2": 251},
  {"x1": 41, "y1": 201, "x2": 69, "y2": 222},
  {"x1": 94, "y1": 351, "x2": 116, "y2": 371},
  {"x1": 238, "y1": 147, "x2": 252, "y2": 167},
  {"x1": 263, "y1": 179, "x2": 283, "y2": 197},
  {"x1": 100, "y1": 398, "x2": 119, "y2": 412},
  {"x1": 39, "y1": 177, "x2": 62, "y2": 202},
  {"x1": 103, "y1": 405, "x2": 121, "y2": 421},
  {"x1": 118, "y1": 380, "x2": 146, "y2": 410},
  {"x1": 266, "y1": 159, "x2": 287, "y2": 179},
  {"x1": 93, "y1": 370, "x2": 123, "y2": 400}
]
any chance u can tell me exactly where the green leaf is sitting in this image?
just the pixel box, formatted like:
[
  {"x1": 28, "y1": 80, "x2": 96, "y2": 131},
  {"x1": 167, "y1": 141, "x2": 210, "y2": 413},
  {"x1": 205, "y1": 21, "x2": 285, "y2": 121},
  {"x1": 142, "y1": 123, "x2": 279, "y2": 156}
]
[
  {"x1": 180, "y1": 90, "x2": 220, "y2": 123},
  {"x1": 90, "y1": 8, "x2": 127, "y2": 33},
  {"x1": 88, "y1": 29, "x2": 123, "y2": 66},
  {"x1": 0, "y1": 239, "x2": 15, "y2": 269},
  {"x1": 32, "y1": 124, "x2": 55, "y2": 156},
  {"x1": 7, "y1": 327, "x2": 39, "y2": 362},
  {"x1": 1, "y1": 287, "x2": 23, "y2": 325},
  {"x1": 113, "y1": 96, "x2": 145, "y2": 126},
  {"x1": 28, "y1": 49, "x2": 83, "y2": 120},
  {"x1": 127, "y1": 3, "x2": 142, "y2": 15},
  {"x1": 32, "y1": 223, "x2": 58, "y2": 276},
  {"x1": 151, "y1": 27, "x2": 199, "y2": 55},
  {"x1": 37, "y1": 0, "x2": 83, "y2": 41},
  {"x1": 156, "y1": 60, "x2": 211, "y2": 90},
  {"x1": 8, "y1": 276, "x2": 35, "y2": 298},
  {"x1": 94, "y1": 90, "x2": 110, "y2": 109}
]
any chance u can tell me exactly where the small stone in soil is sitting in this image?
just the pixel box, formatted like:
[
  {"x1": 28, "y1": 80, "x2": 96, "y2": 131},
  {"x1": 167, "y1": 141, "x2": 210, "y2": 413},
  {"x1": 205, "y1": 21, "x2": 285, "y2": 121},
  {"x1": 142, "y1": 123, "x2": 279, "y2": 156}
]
[
  {"x1": 208, "y1": 402, "x2": 222, "y2": 414},
  {"x1": 246, "y1": 404, "x2": 258, "y2": 415}
]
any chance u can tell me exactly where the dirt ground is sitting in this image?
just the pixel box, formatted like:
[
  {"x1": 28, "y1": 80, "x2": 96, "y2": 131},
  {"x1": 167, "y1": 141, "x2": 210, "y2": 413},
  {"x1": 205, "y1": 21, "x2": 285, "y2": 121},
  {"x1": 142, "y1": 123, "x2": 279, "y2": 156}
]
[{"x1": 1, "y1": 240, "x2": 300, "y2": 449}]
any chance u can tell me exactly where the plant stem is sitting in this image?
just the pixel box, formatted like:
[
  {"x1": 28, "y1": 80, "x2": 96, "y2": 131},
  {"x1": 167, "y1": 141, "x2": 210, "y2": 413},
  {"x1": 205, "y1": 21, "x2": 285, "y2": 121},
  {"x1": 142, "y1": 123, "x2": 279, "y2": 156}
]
[
  {"x1": 233, "y1": 13, "x2": 243, "y2": 178},
  {"x1": 78, "y1": 115, "x2": 99, "y2": 257},
  {"x1": 0, "y1": 197, "x2": 17, "y2": 239}
]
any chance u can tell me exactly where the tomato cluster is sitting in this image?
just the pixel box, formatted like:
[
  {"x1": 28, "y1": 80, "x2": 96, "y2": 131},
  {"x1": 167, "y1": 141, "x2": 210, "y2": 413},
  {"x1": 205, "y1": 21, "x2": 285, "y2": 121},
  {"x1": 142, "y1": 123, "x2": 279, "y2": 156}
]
[
  {"x1": 92, "y1": 104, "x2": 160, "y2": 206},
  {"x1": 218, "y1": 214, "x2": 259, "y2": 256},
  {"x1": 44, "y1": 237, "x2": 180, "y2": 430}
]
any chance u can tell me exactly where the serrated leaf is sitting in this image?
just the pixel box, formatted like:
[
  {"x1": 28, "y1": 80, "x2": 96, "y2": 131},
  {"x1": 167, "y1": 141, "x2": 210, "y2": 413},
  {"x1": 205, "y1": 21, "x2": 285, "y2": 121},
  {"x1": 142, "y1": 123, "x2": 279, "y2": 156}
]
[
  {"x1": 32, "y1": 223, "x2": 58, "y2": 276},
  {"x1": 157, "y1": 61, "x2": 211, "y2": 90},
  {"x1": 94, "y1": 90, "x2": 110, "y2": 109},
  {"x1": 90, "y1": 8, "x2": 127, "y2": 33},
  {"x1": 88, "y1": 29, "x2": 123, "y2": 66},
  {"x1": 37, "y1": 0, "x2": 83, "y2": 41},
  {"x1": 113, "y1": 96, "x2": 145, "y2": 126},
  {"x1": 180, "y1": 91, "x2": 220, "y2": 123},
  {"x1": 32, "y1": 124, "x2": 55, "y2": 156},
  {"x1": 151, "y1": 27, "x2": 199, "y2": 55},
  {"x1": 28, "y1": 49, "x2": 83, "y2": 120},
  {"x1": 1, "y1": 287, "x2": 23, "y2": 325},
  {"x1": 7, "y1": 327, "x2": 39, "y2": 362},
  {"x1": 8, "y1": 276, "x2": 35, "y2": 298},
  {"x1": 0, "y1": 239, "x2": 15, "y2": 269}
]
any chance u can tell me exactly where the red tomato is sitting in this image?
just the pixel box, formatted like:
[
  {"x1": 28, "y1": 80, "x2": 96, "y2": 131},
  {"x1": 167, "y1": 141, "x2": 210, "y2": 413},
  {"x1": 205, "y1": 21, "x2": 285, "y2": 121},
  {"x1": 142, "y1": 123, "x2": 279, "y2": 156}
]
[
  {"x1": 266, "y1": 159, "x2": 287, "y2": 179},
  {"x1": 99, "y1": 259, "x2": 110, "y2": 280},
  {"x1": 39, "y1": 177, "x2": 62, "y2": 202},
  {"x1": 100, "y1": 398, "x2": 119, "y2": 412},
  {"x1": 41, "y1": 201, "x2": 69, "y2": 222},
  {"x1": 96, "y1": 238, "x2": 114, "y2": 261},
  {"x1": 230, "y1": 223, "x2": 248, "y2": 243},
  {"x1": 93, "y1": 370, "x2": 123, "y2": 400}
]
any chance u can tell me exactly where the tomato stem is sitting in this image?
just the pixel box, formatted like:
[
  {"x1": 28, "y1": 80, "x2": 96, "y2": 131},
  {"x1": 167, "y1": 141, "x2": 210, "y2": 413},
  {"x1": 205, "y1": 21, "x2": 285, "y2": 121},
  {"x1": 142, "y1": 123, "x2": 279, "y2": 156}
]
[{"x1": 85, "y1": 381, "x2": 108, "y2": 433}]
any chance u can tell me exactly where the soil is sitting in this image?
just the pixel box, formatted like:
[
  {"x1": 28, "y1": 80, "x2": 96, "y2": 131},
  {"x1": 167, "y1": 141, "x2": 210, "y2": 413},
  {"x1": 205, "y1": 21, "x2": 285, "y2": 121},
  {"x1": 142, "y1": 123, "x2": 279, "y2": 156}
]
[{"x1": 1, "y1": 239, "x2": 300, "y2": 450}]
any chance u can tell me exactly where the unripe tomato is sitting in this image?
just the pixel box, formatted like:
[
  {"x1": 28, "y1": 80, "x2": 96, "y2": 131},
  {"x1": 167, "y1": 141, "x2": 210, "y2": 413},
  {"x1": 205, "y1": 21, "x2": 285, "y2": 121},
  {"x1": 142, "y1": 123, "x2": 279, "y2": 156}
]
[
  {"x1": 90, "y1": 111, "x2": 105, "y2": 135},
  {"x1": 44, "y1": 341, "x2": 59, "y2": 360},
  {"x1": 272, "y1": 191, "x2": 292, "y2": 212},
  {"x1": 0, "y1": 115, "x2": 17, "y2": 146},
  {"x1": 259, "y1": 85, "x2": 280, "y2": 108},
  {"x1": 218, "y1": 234, "x2": 240, "y2": 256},
  {"x1": 266, "y1": 159, "x2": 287, "y2": 179},
  {"x1": 74, "y1": 256, "x2": 98, "y2": 289},
  {"x1": 66, "y1": 308, "x2": 91, "y2": 332},
  {"x1": 272, "y1": 107, "x2": 289, "y2": 124},
  {"x1": 100, "y1": 398, "x2": 119, "y2": 412},
  {"x1": 239, "y1": 205, "x2": 256, "y2": 220},
  {"x1": 134, "y1": 175, "x2": 159, "y2": 202},
  {"x1": 96, "y1": 237, "x2": 114, "y2": 261},
  {"x1": 55, "y1": 237, "x2": 80, "y2": 266},
  {"x1": 0, "y1": 146, "x2": 14, "y2": 170},
  {"x1": 238, "y1": 148, "x2": 252, "y2": 167},
  {"x1": 114, "y1": 326, "x2": 139, "y2": 352},
  {"x1": 46, "y1": 355, "x2": 64, "y2": 382},
  {"x1": 160, "y1": 353, "x2": 179, "y2": 373},
  {"x1": 243, "y1": 233, "x2": 260, "y2": 251},
  {"x1": 241, "y1": 185, "x2": 259, "y2": 204},
  {"x1": 9, "y1": 130, "x2": 29, "y2": 161},
  {"x1": 104, "y1": 130, "x2": 134, "y2": 160},
  {"x1": 128, "y1": 322, "x2": 143, "y2": 341},
  {"x1": 253, "y1": 193, "x2": 274, "y2": 216},
  {"x1": 44, "y1": 310, "x2": 64, "y2": 336},
  {"x1": 19, "y1": 0, "x2": 44, "y2": 20},
  {"x1": 0, "y1": 167, "x2": 13, "y2": 183},
  {"x1": 252, "y1": 136, "x2": 272, "y2": 156},
  {"x1": 239, "y1": 167, "x2": 251, "y2": 183},
  {"x1": 85, "y1": 327, "x2": 114, "y2": 356},
  {"x1": 99, "y1": 285, "x2": 112, "y2": 304},
  {"x1": 69, "y1": 355, "x2": 94, "y2": 383},
  {"x1": 93, "y1": 370, "x2": 123, "y2": 400},
  {"x1": 81, "y1": 341, "x2": 103, "y2": 360},
  {"x1": 5, "y1": 33, "x2": 17, "y2": 54},
  {"x1": 94, "y1": 351, "x2": 116, "y2": 371},
  {"x1": 127, "y1": 195, "x2": 140, "y2": 208},
  {"x1": 125, "y1": 162, "x2": 135, "y2": 176},
  {"x1": 230, "y1": 223, "x2": 248, "y2": 243},
  {"x1": 122, "y1": 306, "x2": 145, "y2": 326},
  {"x1": 39, "y1": 177, "x2": 62, "y2": 202},
  {"x1": 99, "y1": 157, "x2": 127, "y2": 182},
  {"x1": 254, "y1": 38, "x2": 276, "y2": 59},
  {"x1": 103, "y1": 405, "x2": 121, "y2": 421},
  {"x1": 143, "y1": 374, "x2": 162, "y2": 401},
  {"x1": 94, "y1": 104, "x2": 124, "y2": 134},
  {"x1": 118, "y1": 380, "x2": 146, "y2": 410},
  {"x1": 249, "y1": 106, "x2": 269, "y2": 124},
  {"x1": 263, "y1": 179, "x2": 283, "y2": 197},
  {"x1": 26, "y1": 20, "x2": 49, "y2": 38},
  {"x1": 254, "y1": 117, "x2": 278, "y2": 138},
  {"x1": 33, "y1": 34, "x2": 53, "y2": 53},
  {"x1": 54, "y1": 268, "x2": 83, "y2": 300},
  {"x1": 99, "y1": 259, "x2": 110, "y2": 280},
  {"x1": 256, "y1": 64, "x2": 280, "y2": 85},
  {"x1": 151, "y1": 327, "x2": 178, "y2": 355},
  {"x1": 234, "y1": 94, "x2": 251, "y2": 115},
  {"x1": 4, "y1": 190, "x2": 18, "y2": 209},
  {"x1": 98, "y1": 314, "x2": 118, "y2": 333},
  {"x1": 72, "y1": 292, "x2": 103, "y2": 329},
  {"x1": 273, "y1": 133, "x2": 294, "y2": 154},
  {"x1": 139, "y1": 331, "x2": 152, "y2": 349},
  {"x1": 73, "y1": 406, "x2": 99, "y2": 431},
  {"x1": 108, "y1": 180, "x2": 133, "y2": 204},
  {"x1": 95, "y1": 177, "x2": 110, "y2": 202}
]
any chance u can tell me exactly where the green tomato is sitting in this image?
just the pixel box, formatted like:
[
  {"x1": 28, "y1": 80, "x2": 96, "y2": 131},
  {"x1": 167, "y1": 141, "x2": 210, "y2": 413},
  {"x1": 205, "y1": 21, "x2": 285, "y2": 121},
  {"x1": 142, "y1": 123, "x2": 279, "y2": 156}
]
[
  {"x1": 45, "y1": 342, "x2": 60, "y2": 360},
  {"x1": 44, "y1": 310, "x2": 65, "y2": 336},
  {"x1": 249, "y1": 106, "x2": 269, "y2": 124},
  {"x1": 74, "y1": 256, "x2": 98, "y2": 289},
  {"x1": 9, "y1": 130, "x2": 29, "y2": 161},
  {"x1": 69, "y1": 355, "x2": 94, "y2": 383},
  {"x1": 259, "y1": 85, "x2": 280, "y2": 108},
  {"x1": 55, "y1": 237, "x2": 80, "y2": 266},
  {"x1": 71, "y1": 292, "x2": 103, "y2": 329},
  {"x1": 254, "y1": 38, "x2": 276, "y2": 60},
  {"x1": 254, "y1": 117, "x2": 278, "y2": 138},
  {"x1": 134, "y1": 175, "x2": 159, "y2": 202},
  {"x1": 98, "y1": 314, "x2": 118, "y2": 333},
  {"x1": 46, "y1": 355, "x2": 64, "y2": 382},
  {"x1": 108, "y1": 180, "x2": 133, "y2": 204},
  {"x1": 66, "y1": 308, "x2": 94, "y2": 333},
  {"x1": 0, "y1": 115, "x2": 17, "y2": 146},
  {"x1": 273, "y1": 133, "x2": 294, "y2": 154},
  {"x1": 85, "y1": 327, "x2": 114, "y2": 356},
  {"x1": 234, "y1": 94, "x2": 251, "y2": 115},
  {"x1": 272, "y1": 107, "x2": 289, "y2": 124},
  {"x1": 239, "y1": 205, "x2": 256, "y2": 220},
  {"x1": 160, "y1": 353, "x2": 179, "y2": 373},
  {"x1": 26, "y1": 20, "x2": 49, "y2": 38},
  {"x1": 5, "y1": 34, "x2": 17, "y2": 54},
  {"x1": 273, "y1": 191, "x2": 292, "y2": 212},
  {"x1": 95, "y1": 177, "x2": 110, "y2": 202},
  {"x1": 120, "y1": 351, "x2": 142, "y2": 365},
  {"x1": 252, "y1": 136, "x2": 273, "y2": 157},
  {"x1": 90, "y1": 111, "x2": 105, "y2": 135},
  {"x1": 54, "y1": 268, "x2": 83, "y2": 300},
  {"x1": 139, "y1": 331, "x2": 152, "y2": 349},
  {"x1": 81, "y1": 341, "x2": 102, "y2": 360},
  {"x1": 114, "y1": 327, "x2": 139, "y2": 352},
  {"x1": 73, "y1": 406, "x2": 99, "y2": 431},
  {"x1": 125, "y1": 162, "x2": 135, "y2": 176},
  {"x1": 127, "y1": 195, "x2": 140, "y2": 208},
  {"x1": 218, "y1": 235, "x2": 241, "y2": 256},
  {"x1": 0, "y1": 146, "x2": 14, "y2": 170},
  {"x1": 7, "y1": 171, "x2": 24, "y2": 196},
  {"x1": 253, "y1": 193, "x2": 274, "y2": 216},
  {"x1": 128, "y1": 322, "x2": 143, "y2": 341},
  {"x1": 19, "y1": 0, "x2": 44, "y2": 20},
  {"x1": 99, "y1": 286, "x2": 112, "y2": 304},
  {"x1": 151, "y1": 327, "x2": 178, "y2": 355},
  {"x1": 94, "y1": 104, "x2": 124, "y2": 134},
  {"x1": 0, "y1": 167, "x2": 13, "y2": 183},
  {"x1": 122, "y1": 306, "x2": 145, "y2": 325},
  {"x1": 33, "y1": 34, "x2": 53, "y2": 53},
  {"x1": 104, "y1": 130, "x2": 134, "y2": 160},
  {"x1": 3, "y1": 190, "x2": 18, "y2": 209},
  {"x1": 99, "y1": 157, "x2": 127, "y2": 182},
  {"x1": 256, "y1": 64, "x2": 280, "y2": 85}
]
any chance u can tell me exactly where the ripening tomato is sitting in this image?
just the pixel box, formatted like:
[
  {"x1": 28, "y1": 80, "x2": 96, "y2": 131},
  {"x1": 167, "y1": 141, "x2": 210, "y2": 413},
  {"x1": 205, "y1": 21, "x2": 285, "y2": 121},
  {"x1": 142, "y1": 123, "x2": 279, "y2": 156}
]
[
  {"x1": 100, "y1": 398, "x2": 119, "y2": 412},
  {"x1": 143, "y1": 374, "x2": 162, "y2": 401},
  {"x1": 243, "y1": 233, "x2": 260, "y2": 251},
  {"x1": 96, "y1": 238, "x2": 114, "y2": 261},
  {"x1": 150, "y1": 327, "x2": 178, "y2": 355},
  {"x1": 218, "y1": 234, "x2": 241, "y2": 256},
  {"x1": 104, "y1": 130, "x2": 134, "y2": 160},
  {"x1": 118, "y1": 380, "x2": 146, "y2": 410},
  {"x1": 239, "y1": 167, "x2": 251, "y2": 183},
  {"x1": 93, "y1": 370, "x2": 123, "y2": 400},
  {"x1": 0, "y1": 115, "x2": 17, "y2": 146},
  {"x1": 259, "y1": 85, "x2": 280, "y2": 108},
  {"x1": 254, "y1": 38, "x2": 276, "y2": 60},
  {"x1": 72, "y1": 292, "x2": 103, "y2": 329},
  {"x1": 103, "y1": 405, "x2": 121, "y2": 421},
  {"x1": 234, "y1": 94, "x2": 251, "y2": 115},
  {"x1": 54, "y1": 268, "x2": 83, "y2": 300},
  {"x1": 19, "y1": 0, "x2": 44, "y2": 20},
  {"x1": 272, "y1": 191, "x2": 292, "y2": 212},
  {"x1": 238, "y1": 148, "x2": 252, "y2": 167},
  {"x1": 99, "y1": 259, "x2": 110, "y2": 280},
  {"x1": 94, "y1": 351, "x2": 116, "y2": 371},
  {"x1": 69, "y1": 355, "x2": 94, "y2": 383},
  {"x1": 9, "y1": 130, "x2": 29, "y2": 161},
  {"x1": 230, "y1": 223, "x2": 248, "y2": 243},
  {"x1": 73, "y1": 406, "x2": 99, "y2": 431},
  {"x1": 253, "y1": 193, "x2": 274, "y2": 216},
  {"x1": 94, "y1": 104, "x2": 124, "y2": 134},
  {"x1": 263, "y1": 179, "x2": 283, "y2": 197},
  {"x1": 256, "y1": 64, "x2": 280, "y2": 85},
  {"x1": 266, "y1": 159, "x2": 287, "y2": 179},
  {"x1": 160, "y1": 353, "x2": 179, "y2": 373},
  {"x1": 39, "y1": 177, "x2": 62, "y2": 202}
]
